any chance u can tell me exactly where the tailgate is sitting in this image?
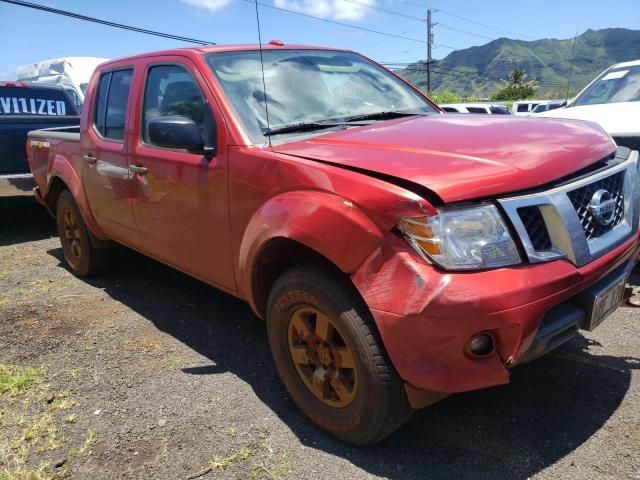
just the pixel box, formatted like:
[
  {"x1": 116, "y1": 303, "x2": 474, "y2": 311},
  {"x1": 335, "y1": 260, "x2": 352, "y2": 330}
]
[{"x1": 1, "y1": 116, "x2": 80, "y2": 175}]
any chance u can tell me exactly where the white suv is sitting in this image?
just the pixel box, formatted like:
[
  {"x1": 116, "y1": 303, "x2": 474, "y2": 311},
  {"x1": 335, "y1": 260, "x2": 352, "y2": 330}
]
[{"x1": 536, "y1": 60, "x2": 640, "y2": 151}]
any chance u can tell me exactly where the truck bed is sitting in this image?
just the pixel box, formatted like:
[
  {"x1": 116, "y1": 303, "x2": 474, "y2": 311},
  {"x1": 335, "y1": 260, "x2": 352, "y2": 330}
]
[{"x1": 26, "y1": 125, "x2": 82, "y2": 199}]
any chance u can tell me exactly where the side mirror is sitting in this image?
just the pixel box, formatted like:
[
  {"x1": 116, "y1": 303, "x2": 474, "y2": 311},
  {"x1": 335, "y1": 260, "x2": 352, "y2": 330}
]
[{"x1": 148, "y1": 115, "x2": 215, "y2": 157}]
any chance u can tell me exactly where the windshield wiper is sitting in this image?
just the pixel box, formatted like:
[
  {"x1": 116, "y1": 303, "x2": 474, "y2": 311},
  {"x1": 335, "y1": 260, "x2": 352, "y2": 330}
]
[
  {"x1": 264, "y1": 121, "x2": 351, "y2": 136},
  {"x1": 344, "y1": 111, "x2": 426, "y2": 122}
]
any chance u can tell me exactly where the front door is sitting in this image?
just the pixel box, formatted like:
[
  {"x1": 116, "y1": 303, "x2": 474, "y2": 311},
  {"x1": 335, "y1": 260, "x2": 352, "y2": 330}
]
[
  {"x1": 81, "y1": 68, "x2": 138, "y2": 243},
  {"x1": 129, "y1": 58, "x2": 235, "y2": 291}
]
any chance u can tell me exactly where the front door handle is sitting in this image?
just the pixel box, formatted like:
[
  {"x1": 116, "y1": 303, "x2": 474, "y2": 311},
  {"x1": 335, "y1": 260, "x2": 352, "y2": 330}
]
[
  {"x1": 82, "y1": 154, "x2": 97, "y2": 165},
  {"x1": 129, "y1": 165, "x2": 148, "y2": 176}
]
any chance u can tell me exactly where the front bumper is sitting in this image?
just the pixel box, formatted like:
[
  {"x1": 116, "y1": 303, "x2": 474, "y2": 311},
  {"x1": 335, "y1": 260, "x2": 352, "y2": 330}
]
[{"x1": 351, "y1": 233, "x2": 640, "y2": 395}]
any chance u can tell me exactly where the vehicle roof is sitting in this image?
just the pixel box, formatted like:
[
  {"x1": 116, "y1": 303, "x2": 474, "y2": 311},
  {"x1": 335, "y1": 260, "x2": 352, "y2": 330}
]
[
  {"x1": 98, "y1": 44, "x2": 349, "y2": 68},
  {"x1": 513, "y1": 100, "x2": 549, "y2": 104},
  {"x1": 0, "y1": 81, "x2": 70, "y2": 91},
  {"x1": 612, "y1": 59, "x2": 640, "y2": 69},
  {"x1": 440, "y1": 103, "x2": 493, "y2": 108}
]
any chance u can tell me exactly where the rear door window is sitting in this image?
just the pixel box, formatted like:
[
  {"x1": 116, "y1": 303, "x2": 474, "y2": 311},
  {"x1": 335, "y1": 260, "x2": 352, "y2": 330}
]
[
  {"x1": 92, "y1": 69, "x2": 133, "y2": 141},
  {"x1": 516, "y1": 104, "x2": 529, "y2": 112},
  {"x1": 467, "y1": 107, "x2": 488, "y2": 114},
  {"x1": 0, "y1": 86, "x2": 77, "y2": 116}
]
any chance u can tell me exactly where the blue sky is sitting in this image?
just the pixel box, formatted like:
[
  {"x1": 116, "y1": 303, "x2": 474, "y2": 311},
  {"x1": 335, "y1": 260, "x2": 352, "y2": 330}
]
[{"x1": 1, "y1": 0, "x2": 638, "y2": 80}]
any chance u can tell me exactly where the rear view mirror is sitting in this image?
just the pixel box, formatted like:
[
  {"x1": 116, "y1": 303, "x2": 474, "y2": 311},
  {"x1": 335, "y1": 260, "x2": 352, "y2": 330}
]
[{"x1": 148, "y1": 115, "x2": 215, "y2": 157}]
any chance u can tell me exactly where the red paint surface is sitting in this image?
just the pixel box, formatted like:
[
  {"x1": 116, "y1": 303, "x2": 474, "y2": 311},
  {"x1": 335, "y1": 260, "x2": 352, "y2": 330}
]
[{"x1": 27, "y1": 44, "x2": 639, "y2": 398}]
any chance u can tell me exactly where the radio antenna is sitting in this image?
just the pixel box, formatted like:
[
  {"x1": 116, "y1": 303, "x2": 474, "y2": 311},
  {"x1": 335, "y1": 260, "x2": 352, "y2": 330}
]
[{"x1": 254, "y1": 0, "x2": 272, "y2": 147}]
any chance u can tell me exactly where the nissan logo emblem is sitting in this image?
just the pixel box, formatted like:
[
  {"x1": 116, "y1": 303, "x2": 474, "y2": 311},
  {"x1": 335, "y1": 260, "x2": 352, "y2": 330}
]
[{"x1": 589, "y1": 189, "x2": 616, "y2": 226}]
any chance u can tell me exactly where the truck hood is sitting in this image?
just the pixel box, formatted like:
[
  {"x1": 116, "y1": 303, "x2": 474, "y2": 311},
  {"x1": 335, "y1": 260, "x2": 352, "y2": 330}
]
[
  {"x1": 535, "y1": 102, "x2": 640, "y2": 137},
  {"x1": 273, "y1": 114, "x2": 614, "y2": 203}
]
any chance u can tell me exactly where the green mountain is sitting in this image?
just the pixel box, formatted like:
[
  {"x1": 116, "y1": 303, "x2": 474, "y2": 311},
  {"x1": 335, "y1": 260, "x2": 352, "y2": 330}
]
[{"x1": 399, "y1": 28, "x2": 640, "y2": 98}]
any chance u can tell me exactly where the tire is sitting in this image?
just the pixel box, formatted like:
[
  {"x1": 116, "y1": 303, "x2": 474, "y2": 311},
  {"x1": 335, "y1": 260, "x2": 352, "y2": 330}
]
[
  {"x1": 266, "y1": 264, "x2": 413, "y2": 446},
  {"x1": 56, "y1": 190, "x2": 110, "y2": 277}
]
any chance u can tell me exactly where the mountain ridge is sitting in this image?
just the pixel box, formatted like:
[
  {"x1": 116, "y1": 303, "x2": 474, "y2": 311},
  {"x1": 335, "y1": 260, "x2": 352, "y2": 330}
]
[{"x1": 399, "y1": 28, "x2": 640, "y2": 97}]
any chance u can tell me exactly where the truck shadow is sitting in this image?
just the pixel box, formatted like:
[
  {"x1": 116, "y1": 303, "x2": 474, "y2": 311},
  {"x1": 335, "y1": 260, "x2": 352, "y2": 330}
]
[
  {"x1": 0, "y1": 196, "x2": 55, "y2": 246},
  {"x1": 48, "y1": 246, "x2": 639, "y2": 480}
]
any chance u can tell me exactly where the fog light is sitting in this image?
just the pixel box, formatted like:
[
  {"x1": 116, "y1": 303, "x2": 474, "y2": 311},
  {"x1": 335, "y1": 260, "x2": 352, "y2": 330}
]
[{"x1": 469, "y1": 333, "x2": 495, "y2": 357}]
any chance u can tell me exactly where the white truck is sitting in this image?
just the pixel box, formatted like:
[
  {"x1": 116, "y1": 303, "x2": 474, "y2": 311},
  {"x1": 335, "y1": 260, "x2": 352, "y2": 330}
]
[
  {"x1": 16, "y1": 57, "x2": 108, "y2": 111},
  {"x1": 536, "y1": 60, "x2": 640, "y2": 152}
]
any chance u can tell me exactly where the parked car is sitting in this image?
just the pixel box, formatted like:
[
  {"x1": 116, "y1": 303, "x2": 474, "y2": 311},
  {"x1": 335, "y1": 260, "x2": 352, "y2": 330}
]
[
  {"x1": 530, "y1": 100, "x2": 566, "y2": 114},
  {"x1": 16, "y1": 57, "x2": 109, "y2": 111},
  {"x1": 27, "y1": 44, "x2": 639, "y2": 445},
  {"x1": 536, "y1": 60, "x2": 640, "y2": 151},
  {"x1": 440, "y1": 103, "x2": 512, "y2": 114},
  {"x1": 0, "y1": 82, "x2": 80, "y2": 197},
  {"x1": 511, "y1": 100, "x2": 547, "y2": 115}
]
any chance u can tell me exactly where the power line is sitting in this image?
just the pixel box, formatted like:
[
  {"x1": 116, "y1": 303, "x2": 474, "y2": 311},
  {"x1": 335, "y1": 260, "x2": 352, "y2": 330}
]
[
  {"x1": 243, "y1": 0, "x2": 427, "y2": 44},
  {"x1": 437, "y1": 9, "x2": 535, "y2": 40},
  {"x1": 438, "y1": 23, "x2": 498, "y2": 41},
  {"x1": 385, "y1": 0, "x2": 431, "y2": 9},
  {"x1": 0, "y1": 0, "x2": 215, "y2": 44},
  {"x1": 343, "y1": 0, "x2": 425, "y2": 22},
  {"x1": 359, "y1": 24, "x2": 425, "y2": 50}
]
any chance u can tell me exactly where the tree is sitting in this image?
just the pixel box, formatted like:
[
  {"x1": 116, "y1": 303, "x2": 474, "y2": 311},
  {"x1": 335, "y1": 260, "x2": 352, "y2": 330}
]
[{"x1": 491, "y1": 68, "x2": 539, "y2": 101}]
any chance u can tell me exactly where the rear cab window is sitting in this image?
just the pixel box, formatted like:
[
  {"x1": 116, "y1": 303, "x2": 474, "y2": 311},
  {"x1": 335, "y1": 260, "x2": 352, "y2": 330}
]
[
  {"x1": 0, "y1": 85, "x2": 77, "y2": 116},
  {"x1": 93, "y1": 69, "x2": 133, "y2": 141},
  {"x1": 467, "y1": 107, "x2": 488, "y2": 114}
]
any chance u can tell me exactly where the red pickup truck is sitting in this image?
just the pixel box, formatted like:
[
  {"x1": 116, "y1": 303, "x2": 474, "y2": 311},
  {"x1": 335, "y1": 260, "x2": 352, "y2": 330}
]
[{"x1": 27, "y1": 44, "x2": 640, "y2": 445}]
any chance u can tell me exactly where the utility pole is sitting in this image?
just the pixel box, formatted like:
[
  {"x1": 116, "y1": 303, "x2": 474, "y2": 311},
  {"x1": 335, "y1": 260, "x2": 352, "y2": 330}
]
[{"x1": 427, "y1": 9, "x2": 432, "y2": 93}]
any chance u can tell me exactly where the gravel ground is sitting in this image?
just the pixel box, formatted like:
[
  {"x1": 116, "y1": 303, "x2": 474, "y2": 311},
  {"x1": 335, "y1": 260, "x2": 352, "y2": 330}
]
[{"x1": 1, "y1": 196, "x2": 639, "y2": 480}]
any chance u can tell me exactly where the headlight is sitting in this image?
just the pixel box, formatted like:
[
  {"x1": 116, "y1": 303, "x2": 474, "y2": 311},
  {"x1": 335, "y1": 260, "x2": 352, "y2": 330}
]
[{"x1": 398, "y1": 204, "x2": 521, "y2": 270}]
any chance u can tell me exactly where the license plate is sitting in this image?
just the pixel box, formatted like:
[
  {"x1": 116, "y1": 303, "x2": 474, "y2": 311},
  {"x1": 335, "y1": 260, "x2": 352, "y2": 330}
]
[{"x1": 585, "y1": 275, "x2": 627, "y2": 331}]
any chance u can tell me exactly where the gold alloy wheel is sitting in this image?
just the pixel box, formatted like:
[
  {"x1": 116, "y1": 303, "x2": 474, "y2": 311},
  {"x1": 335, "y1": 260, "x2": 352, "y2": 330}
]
[
  {"x1": 61, "y1": 205, "x2": 82, "y2": 268},
  {"x1": 287, "y1": 306, "x2": 357, "y2": 408}
]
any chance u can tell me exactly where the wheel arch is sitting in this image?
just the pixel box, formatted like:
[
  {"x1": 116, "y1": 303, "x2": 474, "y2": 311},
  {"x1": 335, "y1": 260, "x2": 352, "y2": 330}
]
[
  {"x1": 45, "y1": 155, "x2": 109, "y2": 242},
  {"x1": 241, "y1": 190, "x2": 387, "y2": 319}
]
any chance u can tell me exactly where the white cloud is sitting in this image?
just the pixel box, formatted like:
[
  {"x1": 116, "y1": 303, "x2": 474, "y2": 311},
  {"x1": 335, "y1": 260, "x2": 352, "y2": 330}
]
[
  {"x1": 274, "y1": 0, "x2": 374, "y2": 21},
  {"x1": 180, "y1": 0, "x2": 234, "y2": 13}
]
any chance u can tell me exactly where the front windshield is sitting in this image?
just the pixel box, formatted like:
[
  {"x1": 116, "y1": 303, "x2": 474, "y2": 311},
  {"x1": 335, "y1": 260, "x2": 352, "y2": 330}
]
[
  {"x1": 206, "y1": 49, "x2": 436, "y2": 143},
  {"x1": 574, "y1": 65, "x2": 640, "y2": 107}
]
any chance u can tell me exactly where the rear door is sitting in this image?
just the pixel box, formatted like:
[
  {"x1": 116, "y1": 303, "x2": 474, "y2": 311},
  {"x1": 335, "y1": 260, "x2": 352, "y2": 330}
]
[
  {"x1": 128, "y1": 57, "x2": 235, "y2": 290},
  {"x1": 80, "y1": 68, "x2": 138, "y2": 243}
]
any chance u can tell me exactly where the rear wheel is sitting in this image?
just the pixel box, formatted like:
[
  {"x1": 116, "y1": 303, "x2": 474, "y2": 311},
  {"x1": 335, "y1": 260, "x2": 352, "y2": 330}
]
[
  {"x1": 56, "y1": 190, "x2": 109, "y2": 276},
  {"x1": 267, "y1": 265, "x2": 413, "y2": 446}
]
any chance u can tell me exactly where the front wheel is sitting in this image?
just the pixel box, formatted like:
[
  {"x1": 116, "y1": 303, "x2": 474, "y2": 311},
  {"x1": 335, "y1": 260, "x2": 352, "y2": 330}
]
[
  {"x1": 266, "y1": 265, "x2": 413, "y2": 446},
  {"x1": 56, "y1": 190, "x2": 110, "y2": 277}
]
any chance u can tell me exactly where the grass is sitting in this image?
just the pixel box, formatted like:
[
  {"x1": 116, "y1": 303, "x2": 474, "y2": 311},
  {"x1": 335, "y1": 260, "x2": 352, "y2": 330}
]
[
  {"x1": 0, "y1": 366, "x2": 45, "y2": 396},
  {"x1": 0, "y1": 463, "x2": 54, "y2": 480},
  {"x1": 0, "y1": 365, "x2": 83, "y2": 479},
  {"x1": 63, "y1": 415, "x2": 76, "y2": 424},
  {"x1": 252, "y1": 457, "x2": 290, "y2": 480},
  {"x1": 210, "y1": 447, "x2": 253, "y2": 470},
  {"x1": 70, "y1": 429, "x2": 96, "y2": 457}
]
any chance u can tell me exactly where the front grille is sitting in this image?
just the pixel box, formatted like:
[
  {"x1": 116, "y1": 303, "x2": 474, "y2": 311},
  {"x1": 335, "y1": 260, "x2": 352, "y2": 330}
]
[
  {"x1": 518, "y1": 207, "x2": 551, "y2": 250},
  {"x1": 498, "y1": 151, "x2": 638, "y2": 268},
  {"x1": 567, "y1": 172, "x2": 625, "y2": 241}
]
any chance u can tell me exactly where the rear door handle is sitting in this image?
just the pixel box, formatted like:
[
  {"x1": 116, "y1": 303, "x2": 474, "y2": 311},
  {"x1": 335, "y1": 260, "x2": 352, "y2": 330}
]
[
  {"x1": 82, "y1": 154, "x2": 97, "y2": 165},
  {"x1": 129, "y1": 165, "x2": 148, "y2": 175}
]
